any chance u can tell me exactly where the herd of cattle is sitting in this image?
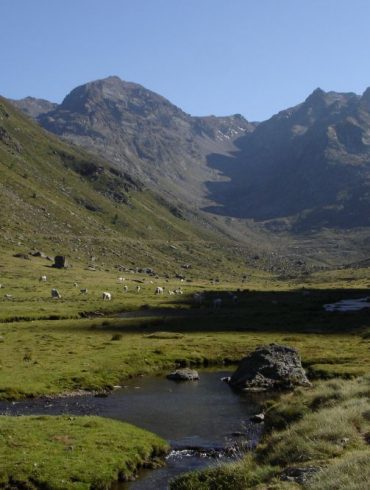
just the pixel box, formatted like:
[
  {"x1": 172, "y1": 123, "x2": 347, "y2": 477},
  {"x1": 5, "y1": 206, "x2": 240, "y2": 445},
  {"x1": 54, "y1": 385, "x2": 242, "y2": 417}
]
[{"x1": 1, "y1": 274, "x2": 239, "y2": 308}]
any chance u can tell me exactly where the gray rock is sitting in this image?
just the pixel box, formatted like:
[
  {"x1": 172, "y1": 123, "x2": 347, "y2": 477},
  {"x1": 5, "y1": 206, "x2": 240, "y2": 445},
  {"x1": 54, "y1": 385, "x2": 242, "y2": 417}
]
[
  {"x1": 167, "y1": 368, "x2": 199, "y2": 381},
  {"x1": 29, "y1": 250, "x2": 47, "y2": 258},
  {"x1": 13, "y1": 253, "x2": 30, "y2": 260},
  {"x1": 250, "y1": 413, "x2": 265, "y2": 423},
  {"x1": 229, "y1": 344, "x2": 310, "y2": 391},
  {"x1": 280, "y1": 466, "x2": 320, "y2": 484}
]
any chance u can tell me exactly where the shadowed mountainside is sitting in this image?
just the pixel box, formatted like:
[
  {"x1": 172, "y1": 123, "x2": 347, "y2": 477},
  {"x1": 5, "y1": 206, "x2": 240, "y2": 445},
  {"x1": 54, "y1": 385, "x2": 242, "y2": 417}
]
[{"x1": 205, "y1": 88, "x2": 370, "y2": 231}]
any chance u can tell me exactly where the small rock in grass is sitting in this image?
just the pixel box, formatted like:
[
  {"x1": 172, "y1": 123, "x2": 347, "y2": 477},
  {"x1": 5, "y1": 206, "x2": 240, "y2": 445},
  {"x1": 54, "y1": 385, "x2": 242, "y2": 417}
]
[{"x1": 250, "y1": 413, "x2": 265, "y2": 423}]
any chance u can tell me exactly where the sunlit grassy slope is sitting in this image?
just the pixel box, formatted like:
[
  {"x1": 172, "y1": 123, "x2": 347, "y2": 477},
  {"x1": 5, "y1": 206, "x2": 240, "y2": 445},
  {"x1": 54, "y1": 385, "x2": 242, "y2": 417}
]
[{"x1": 0, "y1": 96, "x2": 257, "y2": 278}]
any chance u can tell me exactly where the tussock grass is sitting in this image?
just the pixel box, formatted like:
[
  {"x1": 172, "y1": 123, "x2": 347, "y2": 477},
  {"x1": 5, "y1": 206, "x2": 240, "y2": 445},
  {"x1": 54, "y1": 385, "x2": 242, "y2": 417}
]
[
  {"x1": 260, "y1": 398, "x2": 369, "y2": 465},
  {"x1": 307, "y1": 450, "x2": 370, "y2": 490},
  {"x1": 172, "y1": 376, "x2": 370, "y2": 489},
  {"x1": 169, "y1": 453, "x2": 278, "y2": 490}
]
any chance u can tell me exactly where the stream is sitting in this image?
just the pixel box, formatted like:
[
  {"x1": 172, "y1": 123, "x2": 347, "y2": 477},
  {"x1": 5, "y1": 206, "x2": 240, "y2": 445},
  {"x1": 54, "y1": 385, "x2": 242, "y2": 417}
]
[{"x1": 0, "y1": 371, "x2": 267, "y2": 489}]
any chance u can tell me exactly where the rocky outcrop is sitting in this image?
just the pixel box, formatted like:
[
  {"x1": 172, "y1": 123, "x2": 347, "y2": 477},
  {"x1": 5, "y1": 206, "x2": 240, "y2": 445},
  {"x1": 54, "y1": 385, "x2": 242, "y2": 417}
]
[
  {"x1": 10, "y1": 96, "x2": 58, "y2": 118},
  {"x1": 167, "y1": 368, "x2": 199, "y2": 381},
  {"x1": 229, "y1": 344, "x2": 310, "y2": 391}
]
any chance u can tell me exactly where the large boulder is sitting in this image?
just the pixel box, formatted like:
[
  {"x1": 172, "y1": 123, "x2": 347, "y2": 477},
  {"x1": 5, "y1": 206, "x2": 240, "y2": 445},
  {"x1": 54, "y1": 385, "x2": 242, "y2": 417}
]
[{"x1": 229, "y1": 344, "x2": 310, "y2": 391}]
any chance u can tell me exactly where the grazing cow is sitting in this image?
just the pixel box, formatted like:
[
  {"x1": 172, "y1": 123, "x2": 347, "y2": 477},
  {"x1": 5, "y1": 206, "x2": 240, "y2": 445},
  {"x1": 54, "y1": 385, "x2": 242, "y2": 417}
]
[
  {"x1": 39, "y1": 275, "x2": 47, "y2": 282},
  {"x1": 4, "y1": 294, "x2": 12, "y2": 300},
  {"x1": 80, "y1": 288, "x2": 88, "y2": 294},
  {"x1": 73, "y1": 282, "x2": 79, "y2": 288},
  {"x1": 51, "y1": 288, "x2": 62, "y2": 299},
  {"x1": 175, "y1": 288, "x2": 183, "y2": 295},
  {"x1": 102, "y1": 292, "x2": 112, "y2": 301},
  {"x1": 155, "y1": 286, "x2": 164, "y2": 294},
  {"x1": 123, "y1": 285, "x2": 128, "y2": 292},
  {"x1": 168, "y1": 290, "x2": 175, "y2": 295},
  {"x1": 117, "y1": 277, "x2": 126, "y2": 283},
  {"x1": 213, "y1": 298, "x2": 222, "y2": 309},
  {"x1": 136, "y1": 285, "x2": 141, "y2": 292}
]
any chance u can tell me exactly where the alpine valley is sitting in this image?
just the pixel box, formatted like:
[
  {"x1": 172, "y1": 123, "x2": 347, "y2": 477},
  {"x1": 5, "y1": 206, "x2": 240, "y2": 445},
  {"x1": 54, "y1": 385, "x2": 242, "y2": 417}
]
[{"x1": 10, "y1": 76, "x2": 370, "y2": 269}]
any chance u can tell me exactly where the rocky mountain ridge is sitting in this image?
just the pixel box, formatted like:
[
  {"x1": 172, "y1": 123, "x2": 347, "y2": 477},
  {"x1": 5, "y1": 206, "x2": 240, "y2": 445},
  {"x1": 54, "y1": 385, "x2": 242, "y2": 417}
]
[
  {"x1": 205, "y1": 87, "x2": 370, "y2": 230},
  {"x1": 14, "y1": 76, "x2": 254, "y2": 207},
  {"x1": 12, "y1": 78, "x2": 370, "y2": 235}
]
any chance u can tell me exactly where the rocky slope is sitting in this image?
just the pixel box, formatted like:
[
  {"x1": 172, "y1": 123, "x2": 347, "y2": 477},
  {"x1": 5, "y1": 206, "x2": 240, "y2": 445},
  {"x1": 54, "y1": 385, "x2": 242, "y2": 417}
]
[
  {"x1": 206, "y1": 87, "x2": 370, "y2": 231},
  {"x1": 11, "y1": 96, "x2": 57, "y2": 118},
  {"x1": 15, "y1": 79, "x2": 370, "y2": 233},
  {"x1": 16, "y1": 76, "x2": 254, "y2": 206}
]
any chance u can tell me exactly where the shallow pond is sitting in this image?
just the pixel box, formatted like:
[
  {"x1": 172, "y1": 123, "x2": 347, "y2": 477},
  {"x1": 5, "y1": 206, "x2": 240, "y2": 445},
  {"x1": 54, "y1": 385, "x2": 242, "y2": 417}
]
[
  {"x1": 0, "y1": 371, "x2": 267, "y2": 489},
  {"x1": 324, "y1": 297, "x2": 370, "y2": 312}
]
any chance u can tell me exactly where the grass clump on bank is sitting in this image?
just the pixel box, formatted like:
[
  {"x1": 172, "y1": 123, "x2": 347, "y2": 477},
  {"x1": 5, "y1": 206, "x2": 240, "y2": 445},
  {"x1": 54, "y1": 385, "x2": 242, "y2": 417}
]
[
  {"x1": 169, "y1": 453, "x2": 279, "y2": 490},
  {"x1": 0, "y1": 415, "x2": 169, "y2": 490},
  {"x1": 171, "y1": 375, "x2": 370, "y2": 489}
]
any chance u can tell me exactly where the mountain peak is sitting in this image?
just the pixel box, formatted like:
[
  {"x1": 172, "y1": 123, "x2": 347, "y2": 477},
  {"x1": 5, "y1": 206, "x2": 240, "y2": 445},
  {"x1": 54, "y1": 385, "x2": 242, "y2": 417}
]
[{"x1": 304, "y1": 87, "x2": 327, "y2": 106}]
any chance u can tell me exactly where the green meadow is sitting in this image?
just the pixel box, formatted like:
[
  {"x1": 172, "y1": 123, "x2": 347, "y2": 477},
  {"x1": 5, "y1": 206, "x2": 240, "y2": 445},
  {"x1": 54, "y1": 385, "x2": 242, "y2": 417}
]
[{"x1": 0, "y1": 252, "x2": 369, "y2": 488}]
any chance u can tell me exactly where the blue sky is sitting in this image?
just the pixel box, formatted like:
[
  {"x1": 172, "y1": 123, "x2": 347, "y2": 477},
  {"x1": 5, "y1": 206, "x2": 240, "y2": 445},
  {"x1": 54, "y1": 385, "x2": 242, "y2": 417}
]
[{"x1": 2, "y1": 0, "x2": 370, "y2": 120}]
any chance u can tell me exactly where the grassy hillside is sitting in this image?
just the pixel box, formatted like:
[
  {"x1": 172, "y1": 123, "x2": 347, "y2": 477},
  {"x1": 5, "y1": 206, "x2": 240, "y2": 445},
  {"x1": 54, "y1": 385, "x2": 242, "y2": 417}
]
[{"x1": 0, "y1": 96, "x2": 258, "y2": 278}]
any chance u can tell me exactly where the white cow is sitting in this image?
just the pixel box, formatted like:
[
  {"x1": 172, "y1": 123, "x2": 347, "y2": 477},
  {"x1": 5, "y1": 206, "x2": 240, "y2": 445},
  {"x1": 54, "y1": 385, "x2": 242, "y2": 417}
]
[
  {"x1": 39, "y1": 275, "x2": 47, "y2": 282},
  {"x1": 136, "y1": 285, "x2": 141, "y2": 292},
  {"x1": 213, "y1": 298, "x2": 222, "y2": 309},
  {"x1": 102, "y1": 292, "x2": 112, "y2": 301},
  {"x1": 155, "y1": 286, "x2": 164, "y2": 295},
  {"x1": 51, "y1": 288, "x2": 62, "y2": 299},
  {"x1": 117, "y1": 277, "x2": 126, "y2": 283},
  {"x1": 175, "y1": 288, "x2": 183, "y2": 295},
  {"x1": 168, "y1": 290, "x2": 175, "y2": 295},
  {"x1": 193, "y1": 292, "x2": 204, "y2": 304}
]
